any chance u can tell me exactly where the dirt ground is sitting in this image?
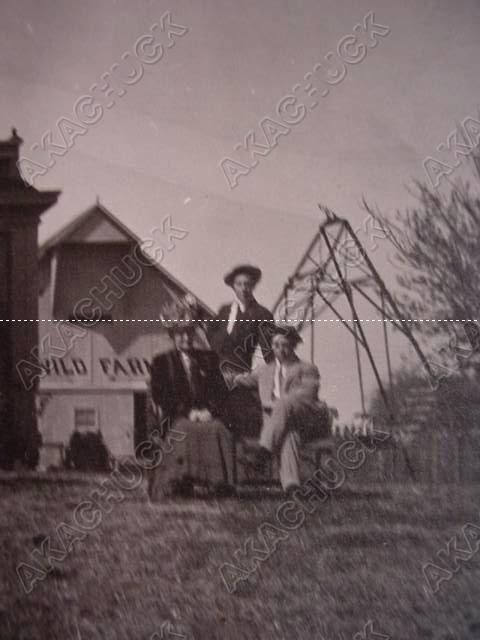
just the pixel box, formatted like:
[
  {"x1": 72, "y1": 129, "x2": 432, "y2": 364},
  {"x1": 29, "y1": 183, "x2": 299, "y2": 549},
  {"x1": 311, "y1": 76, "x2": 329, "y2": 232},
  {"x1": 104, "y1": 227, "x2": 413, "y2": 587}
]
[{"x1": 0, "y1": 473, "x2": 479, "y2": 640}]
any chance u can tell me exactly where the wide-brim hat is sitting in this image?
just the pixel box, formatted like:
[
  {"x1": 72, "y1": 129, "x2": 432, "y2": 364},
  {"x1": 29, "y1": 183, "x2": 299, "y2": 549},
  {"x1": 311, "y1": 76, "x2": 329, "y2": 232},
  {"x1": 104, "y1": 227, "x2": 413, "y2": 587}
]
[
  {"x1": 224, "y1": 264, "x2": 262, "y2": 288},
  {"x1": 269, "y1": 321, "x2": 303, "y2": 346}
]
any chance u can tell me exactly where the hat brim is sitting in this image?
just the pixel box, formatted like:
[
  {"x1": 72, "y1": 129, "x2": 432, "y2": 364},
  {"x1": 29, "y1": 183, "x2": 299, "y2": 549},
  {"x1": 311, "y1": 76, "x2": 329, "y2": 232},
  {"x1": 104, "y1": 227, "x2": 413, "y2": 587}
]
[{"x1": 224, "y1": 265, "x2": 262, "y2": 287}]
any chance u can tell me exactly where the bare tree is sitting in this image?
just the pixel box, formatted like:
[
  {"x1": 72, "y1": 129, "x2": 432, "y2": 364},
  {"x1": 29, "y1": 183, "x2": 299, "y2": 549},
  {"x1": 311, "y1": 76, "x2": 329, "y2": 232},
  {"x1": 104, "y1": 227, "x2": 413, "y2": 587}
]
[
  {"x1": 369, "y1": 361, "x2": 480, "y2": 435},
  {"x1": 363, "y1": 150, "x2": 480, "y2": 367}
]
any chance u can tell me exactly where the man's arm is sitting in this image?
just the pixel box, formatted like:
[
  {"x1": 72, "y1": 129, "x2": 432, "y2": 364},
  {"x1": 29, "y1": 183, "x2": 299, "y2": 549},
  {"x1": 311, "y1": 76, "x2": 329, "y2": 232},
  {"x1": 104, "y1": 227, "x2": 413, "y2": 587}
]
[{"x1": 234, "y1": 367, "x2": 260, "y2": 389}]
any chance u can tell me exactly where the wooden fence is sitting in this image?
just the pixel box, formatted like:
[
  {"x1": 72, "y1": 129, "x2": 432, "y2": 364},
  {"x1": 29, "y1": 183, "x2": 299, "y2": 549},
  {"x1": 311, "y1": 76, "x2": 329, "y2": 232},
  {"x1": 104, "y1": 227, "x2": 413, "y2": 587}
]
[{"x1": 327, "y1": 427, "x2": 480, "y2": 485}]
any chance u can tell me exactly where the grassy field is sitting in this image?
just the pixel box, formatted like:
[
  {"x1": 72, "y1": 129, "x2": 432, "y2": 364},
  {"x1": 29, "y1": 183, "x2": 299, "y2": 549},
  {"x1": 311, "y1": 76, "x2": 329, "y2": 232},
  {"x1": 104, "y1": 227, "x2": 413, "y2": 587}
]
[{"x1": 1, "y1": 472, "x2": 479, "y2": 640}]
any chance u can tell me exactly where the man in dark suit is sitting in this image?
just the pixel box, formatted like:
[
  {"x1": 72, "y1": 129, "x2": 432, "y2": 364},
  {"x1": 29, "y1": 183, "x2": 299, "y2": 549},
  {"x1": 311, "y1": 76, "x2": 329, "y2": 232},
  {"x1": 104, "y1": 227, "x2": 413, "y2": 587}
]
[
  {"x1": 208, "y1": 264, "x2": 275, "y2": 378},
  {"x1": 208, "y1": 264, "x2": 274, "y2": 437},
  {"x1": 148, "y1": 301, "x2": 234, "y2": 498},
  {"x1": 150, "y1": 324, "x2": 229, "y2": 429}
]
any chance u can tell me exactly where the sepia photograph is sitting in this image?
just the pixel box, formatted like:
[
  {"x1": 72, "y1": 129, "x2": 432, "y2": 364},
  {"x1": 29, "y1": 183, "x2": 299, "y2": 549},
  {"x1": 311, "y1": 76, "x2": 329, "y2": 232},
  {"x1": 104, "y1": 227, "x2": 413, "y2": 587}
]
[{"x1": 1, "y1": 1, "x2": 480, "y2": 638}]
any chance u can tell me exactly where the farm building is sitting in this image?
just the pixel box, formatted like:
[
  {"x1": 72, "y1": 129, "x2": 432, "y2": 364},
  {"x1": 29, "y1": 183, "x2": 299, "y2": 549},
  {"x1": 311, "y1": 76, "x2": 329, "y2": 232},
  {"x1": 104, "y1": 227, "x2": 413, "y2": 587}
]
[{"x1": 36, "y1": 202, "x2": 212, "y2": 468}]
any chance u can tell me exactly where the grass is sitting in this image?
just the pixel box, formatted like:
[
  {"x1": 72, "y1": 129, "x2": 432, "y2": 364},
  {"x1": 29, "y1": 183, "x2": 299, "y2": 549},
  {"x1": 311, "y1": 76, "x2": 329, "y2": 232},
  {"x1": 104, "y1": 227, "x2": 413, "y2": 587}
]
[{"x1": 0, "y1": 473, "x2": 479, "y2": 640}]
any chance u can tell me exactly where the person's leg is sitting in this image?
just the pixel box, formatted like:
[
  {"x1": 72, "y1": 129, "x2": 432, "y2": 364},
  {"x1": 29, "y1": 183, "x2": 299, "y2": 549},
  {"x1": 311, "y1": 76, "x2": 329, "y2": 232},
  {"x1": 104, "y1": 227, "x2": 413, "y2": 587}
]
[
  {"x1": 278, "y1": 430, "x2": 301, "y2": 491},
  {"x1": 260, "y1": 391, "x2": 315, "y2": 451},
  {"x1": 259, "y1": 400, "x2": 290, "y2": 452},
  {"x1": 261, "y1": 392, "x2": 325, "y2": 490}
]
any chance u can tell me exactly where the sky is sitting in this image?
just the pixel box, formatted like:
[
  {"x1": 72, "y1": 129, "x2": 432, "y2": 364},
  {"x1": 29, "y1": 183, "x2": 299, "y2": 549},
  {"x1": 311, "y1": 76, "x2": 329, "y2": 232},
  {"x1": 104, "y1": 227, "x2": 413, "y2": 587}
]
[{"x1": 1, "y1": 0, "x2": 479, "y2": 420}]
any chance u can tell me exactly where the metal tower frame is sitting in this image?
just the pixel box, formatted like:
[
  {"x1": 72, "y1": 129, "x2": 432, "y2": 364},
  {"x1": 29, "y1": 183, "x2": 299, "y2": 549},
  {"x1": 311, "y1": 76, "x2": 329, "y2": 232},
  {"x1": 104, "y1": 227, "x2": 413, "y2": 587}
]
[{"x1": 272, "y1": 206, "x2": 435, "y2": 479}]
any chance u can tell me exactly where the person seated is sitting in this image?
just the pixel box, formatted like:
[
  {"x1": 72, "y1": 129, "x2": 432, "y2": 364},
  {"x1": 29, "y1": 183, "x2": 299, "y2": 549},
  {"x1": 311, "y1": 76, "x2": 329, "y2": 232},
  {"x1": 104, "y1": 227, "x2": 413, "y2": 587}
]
[
  {"x1": 148, "y1": 298, "x2": 234, "y2": 498},
  {"x1": 235, "y1": 322, "x2": 331, "y2": 495}
]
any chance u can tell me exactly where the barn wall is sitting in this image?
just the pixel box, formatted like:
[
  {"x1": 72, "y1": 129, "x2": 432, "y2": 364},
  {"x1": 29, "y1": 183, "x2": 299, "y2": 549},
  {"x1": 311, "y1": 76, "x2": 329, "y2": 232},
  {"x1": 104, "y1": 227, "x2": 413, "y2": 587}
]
[
  {"x1": 38, "y1": 390, "x2": 133, "y2": 461},
  {"x1": 36, "y1": 222, "x2": 204, "y2": 464}
]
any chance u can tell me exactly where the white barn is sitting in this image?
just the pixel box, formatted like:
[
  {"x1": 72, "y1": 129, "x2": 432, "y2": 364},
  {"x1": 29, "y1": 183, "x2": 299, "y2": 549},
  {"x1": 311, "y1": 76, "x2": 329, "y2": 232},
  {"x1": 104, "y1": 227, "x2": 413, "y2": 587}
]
[{"x1": 36, "y1": 202, "x2": 212, "y2": 467}]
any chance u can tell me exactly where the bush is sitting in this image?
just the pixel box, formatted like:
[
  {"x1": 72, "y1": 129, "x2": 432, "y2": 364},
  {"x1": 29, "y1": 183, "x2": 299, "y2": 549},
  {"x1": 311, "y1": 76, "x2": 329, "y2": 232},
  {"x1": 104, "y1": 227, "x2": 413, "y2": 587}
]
[{"x1": 65, "y1": 430, "x2": 112, "y2": 472}]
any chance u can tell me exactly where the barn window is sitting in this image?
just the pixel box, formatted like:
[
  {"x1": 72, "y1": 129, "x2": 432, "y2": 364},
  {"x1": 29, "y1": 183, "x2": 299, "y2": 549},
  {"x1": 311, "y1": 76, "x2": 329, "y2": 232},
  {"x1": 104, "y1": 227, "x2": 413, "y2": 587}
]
[{"x1": 74, "y1": 408, "x2": 97, "y2": 431}]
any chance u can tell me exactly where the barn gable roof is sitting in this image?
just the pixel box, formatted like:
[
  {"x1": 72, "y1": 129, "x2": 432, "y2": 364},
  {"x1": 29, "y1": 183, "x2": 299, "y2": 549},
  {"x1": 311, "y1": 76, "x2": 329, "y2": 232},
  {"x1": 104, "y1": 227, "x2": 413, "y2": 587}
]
[{"x1": 39, "y1": 200, "x2": 214, "y2": 318}]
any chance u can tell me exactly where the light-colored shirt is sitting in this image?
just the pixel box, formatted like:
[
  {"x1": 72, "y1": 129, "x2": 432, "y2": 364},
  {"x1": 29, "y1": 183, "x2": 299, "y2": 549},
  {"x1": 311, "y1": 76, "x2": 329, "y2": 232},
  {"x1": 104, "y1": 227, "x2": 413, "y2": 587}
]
[
  {"x1": 272, "y1": 358, "x2": 287, "y2": 400},
  {"x1": 226, "y1": 297, "x2": 247, "y2": 335},
  {"x1": 180, "y1": 351, "x2": 193, "y2": 383}
]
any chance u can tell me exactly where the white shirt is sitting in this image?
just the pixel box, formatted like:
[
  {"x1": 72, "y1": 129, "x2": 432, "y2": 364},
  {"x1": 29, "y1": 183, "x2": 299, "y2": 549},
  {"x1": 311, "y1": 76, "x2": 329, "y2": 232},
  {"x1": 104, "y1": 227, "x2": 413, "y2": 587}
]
[
  {"x1": 226, "y1": 297, "x2": 247, "y2": 335},
  {"x1": 273, "y1": 359, "x2": 287, "y2": 400},
  {"x1": 180, "y1": 351, "x2": 193, "y2": 382}
]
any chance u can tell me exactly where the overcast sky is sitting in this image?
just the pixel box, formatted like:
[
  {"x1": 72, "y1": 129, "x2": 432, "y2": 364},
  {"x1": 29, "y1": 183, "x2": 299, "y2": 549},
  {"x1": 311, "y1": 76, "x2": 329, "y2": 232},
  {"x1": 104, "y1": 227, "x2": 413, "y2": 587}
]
[{"x1": 2, "y1": 0, "x2": 479, "y2": 419}]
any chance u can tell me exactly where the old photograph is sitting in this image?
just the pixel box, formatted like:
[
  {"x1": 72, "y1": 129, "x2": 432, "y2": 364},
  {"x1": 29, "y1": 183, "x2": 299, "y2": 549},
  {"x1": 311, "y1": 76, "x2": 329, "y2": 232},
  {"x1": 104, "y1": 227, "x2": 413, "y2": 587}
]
[{"x1": 1, "y1": 1, "x2": 480, "y2": 638}]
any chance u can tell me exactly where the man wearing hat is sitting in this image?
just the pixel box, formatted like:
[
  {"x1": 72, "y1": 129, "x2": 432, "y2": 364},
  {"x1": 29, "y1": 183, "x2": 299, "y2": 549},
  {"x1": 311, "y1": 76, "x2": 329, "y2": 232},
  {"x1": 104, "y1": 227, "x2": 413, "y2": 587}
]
[
  {"x1": 148, "y1": 297, "x2": 235, "y2": 498},
  {"x1": 208, "y1": 264, "x2": 274, "y2": 437},
  {"x1": 235, "y1": 322, "x2": 331, "y2": 494},
  {"x1": 209, "y1": 264, "x2": 274, "y2": 373}
]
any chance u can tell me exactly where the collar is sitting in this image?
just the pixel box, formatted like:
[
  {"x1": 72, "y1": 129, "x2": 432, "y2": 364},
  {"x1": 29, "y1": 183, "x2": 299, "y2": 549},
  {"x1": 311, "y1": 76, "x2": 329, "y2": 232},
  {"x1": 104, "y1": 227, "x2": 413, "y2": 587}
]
[
  {"x1": 233, "y1": 296, "x2": 256, "y2": 313},
  {"x1": 275, "y1": 356, "x2": 297, "y2": 368}
]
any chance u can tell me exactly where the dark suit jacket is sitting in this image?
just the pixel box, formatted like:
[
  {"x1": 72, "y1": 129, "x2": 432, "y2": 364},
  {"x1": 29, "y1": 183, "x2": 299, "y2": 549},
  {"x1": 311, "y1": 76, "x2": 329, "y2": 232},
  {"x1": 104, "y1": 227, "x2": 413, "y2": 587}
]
[
  {"x1": 150, "y1": 349, "x2": 230, "y2": 427},
  {"x1": 208, "y1": 299, "x2": 274, "y2": 374}
]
